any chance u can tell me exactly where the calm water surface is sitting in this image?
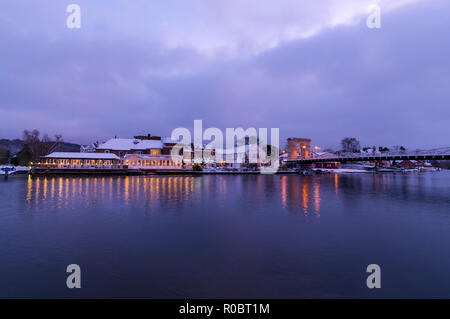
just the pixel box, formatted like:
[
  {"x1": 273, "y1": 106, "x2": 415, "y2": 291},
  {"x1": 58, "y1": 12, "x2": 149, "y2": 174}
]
[{"x1": 1, "y1": 172, "x2": 450, "y2": 298}]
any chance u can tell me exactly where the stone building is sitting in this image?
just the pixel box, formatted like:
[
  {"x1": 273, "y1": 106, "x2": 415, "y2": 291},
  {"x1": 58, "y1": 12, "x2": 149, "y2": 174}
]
[{"x1": 287, "y1": 138, "x2": 311, "y2": 160}]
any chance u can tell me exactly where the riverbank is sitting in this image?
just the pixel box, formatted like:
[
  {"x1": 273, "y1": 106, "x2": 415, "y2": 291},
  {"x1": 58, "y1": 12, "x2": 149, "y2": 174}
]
[
  {"x1": 3, "y1": 164, "x2": 446, "y2": 178},
  {"x1": 313, "y1": 167, "x2": 443, "y2": 174},
  {"x1": 30, "y1": 167, "x2": 301, "y2": 176}
]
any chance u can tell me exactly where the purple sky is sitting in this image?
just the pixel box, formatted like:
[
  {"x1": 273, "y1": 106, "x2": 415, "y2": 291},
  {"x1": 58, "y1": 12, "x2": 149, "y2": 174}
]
[{"x1": 0, "y1": 0, "x2": 449, "y2": 149}]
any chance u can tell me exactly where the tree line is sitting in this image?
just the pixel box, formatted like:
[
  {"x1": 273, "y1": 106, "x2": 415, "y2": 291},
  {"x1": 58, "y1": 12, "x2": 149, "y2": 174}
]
[
  {"x1": 1, "y1": 130, "x2": 64, "y2": 166},
  {"x1": 340, "y1": 137, "x2": 406, "y2": 154}
]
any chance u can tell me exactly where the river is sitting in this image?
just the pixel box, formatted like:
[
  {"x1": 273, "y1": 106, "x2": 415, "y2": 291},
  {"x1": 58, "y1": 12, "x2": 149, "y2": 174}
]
[{"x1": 1, "y1": 172, "x2": 449, "y2": 298}]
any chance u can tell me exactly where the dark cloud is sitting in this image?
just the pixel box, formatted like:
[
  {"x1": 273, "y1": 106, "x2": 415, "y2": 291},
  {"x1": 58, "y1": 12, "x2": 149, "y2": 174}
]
[{"x1": 0, "y1": 0, "x2": 449, "y2": 149}]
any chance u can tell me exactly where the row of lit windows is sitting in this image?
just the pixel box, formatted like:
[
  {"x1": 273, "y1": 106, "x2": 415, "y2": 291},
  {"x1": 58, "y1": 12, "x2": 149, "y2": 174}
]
[
  {"x1": 44, "y1": 159, "x2": 116, "y2": 165},
  {"x1": 41, "y1": 158, "x2": 183, "y2": 168},
  {"x1": 104, "y1": 149, "x2": 160, "y2": 156},
  {"x1": 125, "y1": 159, "x2": 181, "y2": 167}
]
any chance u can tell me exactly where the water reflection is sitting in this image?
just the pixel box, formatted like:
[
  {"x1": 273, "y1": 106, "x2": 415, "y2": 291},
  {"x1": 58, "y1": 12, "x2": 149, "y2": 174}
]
[
  {"x1": 23, "y1": 173, "x2": 450, "y2": 216},
  {"x1": 279, "y1": 175, "x2": 321, "y2": 217},
  {"x1": 314, "y1": 178, "x2": 320, "y2": 214},
  {"x1": 302, "y1": 181, "x2": 309, "y2": 214},
  {"x1": 26, "y1": 175, "x2": 32, "y2": 203},
  {"x1": 334, "y1": 173, "x2": 338, "y2": 196},
  {"x1": 25, "y1": 176, "x2": 198, "y2": 211},
  {"x1": 25, "y1": 175, "x2": 325, "y2": 216},
  {"x1": 8, "y1": 171, "x2": 450, "y2": 298}
]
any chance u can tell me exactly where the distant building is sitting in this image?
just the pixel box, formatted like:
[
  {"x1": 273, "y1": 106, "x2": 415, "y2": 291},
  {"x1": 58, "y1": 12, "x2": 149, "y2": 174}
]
[
  {"x1": 397, "y1": 160, "x2": 425, "y2": 168},
  {"x1": 95, "y1": 134, "x2": 187, "y2": 159},
  {"x1": 161, "y1": 137, "x2": 181, "y2": 155},
  {"x1": 310, "y1": 150, "x2": 339, "y2": 169},
  {"x1": 123, "y1": 154, "x2": 183, "y2": 170},
  {"x1": 96, "y1": 136, "x2": 164, "y2": 157},
  {"x1": 314, "y1": 162, "x2": 339, "y2": 169},
  {"x1": 203, "y1": 142, "x2": 275, "y2": 169},
  {"x1": 80, "y1": 144, "x2": 96, "y2": 153},
  {"x1": 40, "y1": 152, "x2": 121, "y2": 168}
]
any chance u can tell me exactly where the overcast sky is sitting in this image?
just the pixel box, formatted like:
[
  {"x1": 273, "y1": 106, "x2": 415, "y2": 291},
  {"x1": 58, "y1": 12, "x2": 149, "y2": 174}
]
[{"x1": 0, "y1": 0, "x2": 449, "y2": 149}]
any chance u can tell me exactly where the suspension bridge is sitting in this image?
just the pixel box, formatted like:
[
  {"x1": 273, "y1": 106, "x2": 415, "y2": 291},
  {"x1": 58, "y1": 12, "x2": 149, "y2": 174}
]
[{"x1": 286, "y1": 147, "x2": 450, "y2": 165}]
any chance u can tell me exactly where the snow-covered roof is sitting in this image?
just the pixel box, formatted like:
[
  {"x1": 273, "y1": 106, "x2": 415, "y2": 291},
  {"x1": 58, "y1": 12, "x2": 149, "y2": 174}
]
[
  {"x1": 313, "y1": 151, "x2": 336, "y2": 158},
  {"x1": 80, "y1": 144, "x2": 96, "y2": 152},
  {"x1": 124, "y1": 154, "x2": 172, "y2": 159},
  {"x1": 97, "y1": 138, "x2": 163, "y2": 151},
  {"x1": 43, "y1": 152, "x2": 120, "y2": 160},
  {"x1": 203, "y1": 145, "x2": 250, "y2": 154},
  {"x1": 162, "y1": 137, "x2": 180, "y2": 144}
]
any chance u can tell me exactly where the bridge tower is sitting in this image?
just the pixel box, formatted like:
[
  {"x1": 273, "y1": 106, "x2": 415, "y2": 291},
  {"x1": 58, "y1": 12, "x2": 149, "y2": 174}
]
[{"x1": 287, "y1": 138, "x2": 311, "y2": 161}]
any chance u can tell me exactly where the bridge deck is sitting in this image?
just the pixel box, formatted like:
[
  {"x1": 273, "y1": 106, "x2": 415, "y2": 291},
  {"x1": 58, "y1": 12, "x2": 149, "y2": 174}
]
[{"x1": 287, "y1": 154, "x2": 450, "y2": 164}]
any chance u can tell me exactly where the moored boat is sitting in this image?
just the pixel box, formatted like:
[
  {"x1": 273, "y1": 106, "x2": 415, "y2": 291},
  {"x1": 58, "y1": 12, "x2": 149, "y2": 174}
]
[{"x1": 0, "y1": 165, "x2": 31, "y2": 176}]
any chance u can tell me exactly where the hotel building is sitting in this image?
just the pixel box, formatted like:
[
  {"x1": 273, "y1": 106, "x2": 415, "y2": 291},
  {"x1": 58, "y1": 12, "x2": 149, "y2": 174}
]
[{"x1": 35, "y1": 134, "x2": 188, "y2": 174}]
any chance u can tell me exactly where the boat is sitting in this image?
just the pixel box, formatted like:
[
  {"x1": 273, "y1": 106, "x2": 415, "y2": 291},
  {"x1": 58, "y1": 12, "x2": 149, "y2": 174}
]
[
  {"x1": 402, "y1": 168, "x2": 419, "y2": 173},
  {"x1": 376, "y1": 167, "x2": 403, "y2": 173},
  {"x1": 0, "y1": 165, "x2": 31, "y2": 176},
  {"x1": 419, "y1": 166, "x2": 441, "y2": 172},
  {"x1": 0, "y1": 166, "x2": 15, "y2": 177}
]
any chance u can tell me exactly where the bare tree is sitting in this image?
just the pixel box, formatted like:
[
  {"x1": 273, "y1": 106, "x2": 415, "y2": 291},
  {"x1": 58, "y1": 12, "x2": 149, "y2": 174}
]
[
  {"x1": 21, "y1": 129, "x2": 64, "y2": 163},
  {"x1": 392, "y1": 145, "x2": 407, "y2": 153},
  {"x1": 0, "y1": 149, "x2": 11, "y2": 164},
  {"x1": 22, "y1": 129, "x2": 41, "y2": 161},
  {"x1": 48, "y1": 134, "x2": 64, "y2": 153},
  {"x1": 40, "y1": 134, "x2": 52, "y2": 156},
  {"x1": 341, "y1": 137, "x2": 361, "y2": 153}
]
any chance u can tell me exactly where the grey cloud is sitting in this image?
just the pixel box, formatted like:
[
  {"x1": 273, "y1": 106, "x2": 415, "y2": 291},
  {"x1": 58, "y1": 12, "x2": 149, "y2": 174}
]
[{"x1": 0, "y1": 0, "x2": 449, "y2": 150}]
